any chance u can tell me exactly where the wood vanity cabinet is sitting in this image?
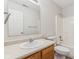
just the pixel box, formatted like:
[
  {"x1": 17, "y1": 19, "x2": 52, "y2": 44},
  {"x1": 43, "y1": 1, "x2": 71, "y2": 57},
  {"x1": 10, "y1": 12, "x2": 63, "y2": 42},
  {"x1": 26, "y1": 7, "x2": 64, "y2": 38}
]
[
  {"x1": 23, "y1": 45, "x2": 54, "y2": 59},
  {"x1": 42, "y1": 46, "x2": 54, "y2": 59},
  {"x1": 25, "y1": 52, "x2": 41, "y2": 59}
]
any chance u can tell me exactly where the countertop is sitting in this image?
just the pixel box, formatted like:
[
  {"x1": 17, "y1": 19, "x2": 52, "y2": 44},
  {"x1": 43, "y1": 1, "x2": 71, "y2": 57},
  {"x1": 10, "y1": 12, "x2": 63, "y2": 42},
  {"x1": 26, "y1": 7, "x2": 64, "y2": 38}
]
[{"x1": 5, "y1": 39, "x2": 55, "y2": 59}]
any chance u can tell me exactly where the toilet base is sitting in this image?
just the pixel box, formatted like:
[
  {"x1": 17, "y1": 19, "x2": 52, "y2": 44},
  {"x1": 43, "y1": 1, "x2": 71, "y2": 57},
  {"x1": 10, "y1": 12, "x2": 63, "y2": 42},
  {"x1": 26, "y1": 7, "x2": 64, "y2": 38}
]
[{"x1": 55, "y1": 53, "x2": 66, "y2": 59}]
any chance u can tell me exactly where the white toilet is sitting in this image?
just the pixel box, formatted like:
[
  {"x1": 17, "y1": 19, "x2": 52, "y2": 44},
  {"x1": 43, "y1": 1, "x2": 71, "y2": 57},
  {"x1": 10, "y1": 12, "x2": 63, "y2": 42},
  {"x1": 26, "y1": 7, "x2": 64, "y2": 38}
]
[
  {"x1": 55, "y1": 46, "x2": 70, "y2": 56},
  {"x1": 55, "y1": 46, "x2": 70, "y2": 59},
  {"x1": 46, "y1": 36, "x2": 70, "y2": 59}
]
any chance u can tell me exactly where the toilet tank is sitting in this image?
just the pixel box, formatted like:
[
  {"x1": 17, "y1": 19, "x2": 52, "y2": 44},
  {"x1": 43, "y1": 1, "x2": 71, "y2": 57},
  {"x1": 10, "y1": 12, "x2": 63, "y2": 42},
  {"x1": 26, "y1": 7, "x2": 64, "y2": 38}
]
[{"x1": 46, "y1": 36, "x2": 57, "y2": 41}]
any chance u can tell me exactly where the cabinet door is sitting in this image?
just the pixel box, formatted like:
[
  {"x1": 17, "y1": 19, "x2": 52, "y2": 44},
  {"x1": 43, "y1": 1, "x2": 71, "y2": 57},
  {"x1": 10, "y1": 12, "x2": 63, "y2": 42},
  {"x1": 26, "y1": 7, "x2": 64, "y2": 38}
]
[
  {"x1": 25, "y1": 52, "x2": 41, "y2": 59},
  {"x1": 42, "y1": 46, "x2": 54, "y2": 59}
]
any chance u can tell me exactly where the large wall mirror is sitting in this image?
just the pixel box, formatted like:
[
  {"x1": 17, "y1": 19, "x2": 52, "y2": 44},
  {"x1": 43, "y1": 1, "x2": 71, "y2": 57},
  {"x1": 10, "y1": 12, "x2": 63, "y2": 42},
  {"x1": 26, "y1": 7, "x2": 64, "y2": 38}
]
[{"x1": 5, "y1": 0, "x2": 40, "y2": 36}]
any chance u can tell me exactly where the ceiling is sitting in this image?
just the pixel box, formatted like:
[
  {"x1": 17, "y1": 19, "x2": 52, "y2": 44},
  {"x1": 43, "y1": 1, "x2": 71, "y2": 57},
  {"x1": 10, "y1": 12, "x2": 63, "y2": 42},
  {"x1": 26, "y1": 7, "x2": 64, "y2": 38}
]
[
  {"x1": 30, "y1": 0, "x2": 74, "y2": 8},
  {"x1": 10, "y1": 0, "x2": 74, "y2": 9},
  {"x1": 53, "y1": 0, "x2": 74, "y2": 8}
]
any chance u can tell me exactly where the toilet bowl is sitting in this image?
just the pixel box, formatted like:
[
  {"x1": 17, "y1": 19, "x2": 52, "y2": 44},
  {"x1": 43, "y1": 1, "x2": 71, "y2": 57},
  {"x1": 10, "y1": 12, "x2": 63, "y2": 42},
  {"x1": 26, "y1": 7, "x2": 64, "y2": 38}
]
[
  {"x1": 55, "y1": 46, "x2": 70, "y2": 56},
  {"x1": 46, "y1": 36, "x2": 71, "y2": 59},
  {"x1": 55, "y1": 46, "x2": 70, "y2": 59}
]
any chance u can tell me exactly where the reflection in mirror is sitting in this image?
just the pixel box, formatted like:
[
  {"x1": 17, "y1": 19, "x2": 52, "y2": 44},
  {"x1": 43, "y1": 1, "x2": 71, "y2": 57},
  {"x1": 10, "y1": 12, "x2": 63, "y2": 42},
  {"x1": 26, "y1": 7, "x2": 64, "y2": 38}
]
[{"x1": 7, "y1": 0, "x2": 40, "y2": 36}]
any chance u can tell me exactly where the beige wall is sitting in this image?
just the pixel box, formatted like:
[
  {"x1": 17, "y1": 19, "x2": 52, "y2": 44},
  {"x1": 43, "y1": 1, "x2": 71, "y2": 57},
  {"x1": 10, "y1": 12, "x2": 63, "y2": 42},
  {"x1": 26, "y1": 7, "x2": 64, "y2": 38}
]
[
  {"x1": 39, "y1": 0, "x2": 62, "y2": 36},
  {"x1": 63, "y1": 4, "x2": 74, "y2": 17}
]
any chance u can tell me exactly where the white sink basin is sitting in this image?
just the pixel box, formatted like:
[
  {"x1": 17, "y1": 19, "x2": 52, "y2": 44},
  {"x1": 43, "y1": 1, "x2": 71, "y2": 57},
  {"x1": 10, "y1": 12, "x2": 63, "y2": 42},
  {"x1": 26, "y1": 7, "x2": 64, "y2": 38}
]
[{"x1": 20, "y1": 39, "x2": 45, "y2": 49}]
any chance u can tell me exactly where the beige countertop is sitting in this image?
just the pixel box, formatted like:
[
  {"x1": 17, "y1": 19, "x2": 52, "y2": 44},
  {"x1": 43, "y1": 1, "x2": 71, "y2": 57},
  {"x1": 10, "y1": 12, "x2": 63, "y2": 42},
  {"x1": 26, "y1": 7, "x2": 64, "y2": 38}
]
[{"x1": 5, "y1": 39, "x2": 55, "y2": 59}]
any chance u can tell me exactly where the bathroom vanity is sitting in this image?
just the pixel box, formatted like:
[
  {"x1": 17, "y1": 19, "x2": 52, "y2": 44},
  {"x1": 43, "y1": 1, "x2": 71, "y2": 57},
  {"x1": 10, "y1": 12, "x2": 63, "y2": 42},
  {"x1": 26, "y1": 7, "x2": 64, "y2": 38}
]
[
  {"x1": 5, "y1": 39, "x2": 55, "y2": 59},
  {"x1": 22, "y1": 45, "x2": 54, "y2": 59}
]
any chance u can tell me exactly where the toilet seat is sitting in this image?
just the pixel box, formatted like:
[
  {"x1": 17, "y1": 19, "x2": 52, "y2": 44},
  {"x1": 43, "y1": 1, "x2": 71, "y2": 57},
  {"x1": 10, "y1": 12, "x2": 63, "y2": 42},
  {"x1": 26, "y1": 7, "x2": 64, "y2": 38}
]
[{"x1": 55, "y1": 46, "x2": 70, "y2": 56}]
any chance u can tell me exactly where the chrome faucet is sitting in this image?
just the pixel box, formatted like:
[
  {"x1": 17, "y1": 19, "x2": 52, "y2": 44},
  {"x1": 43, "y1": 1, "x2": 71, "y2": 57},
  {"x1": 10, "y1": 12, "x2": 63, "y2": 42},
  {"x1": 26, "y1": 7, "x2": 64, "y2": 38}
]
[{"x1": 29, "y1": 38, "x2": 34, "y2": 43}]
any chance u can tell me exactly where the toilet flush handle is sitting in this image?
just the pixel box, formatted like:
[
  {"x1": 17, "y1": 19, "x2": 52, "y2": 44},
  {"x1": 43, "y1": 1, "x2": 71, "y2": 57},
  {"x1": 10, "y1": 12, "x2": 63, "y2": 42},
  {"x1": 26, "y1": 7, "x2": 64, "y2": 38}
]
[{"x1": 59, "y1": 36, "x2": 63, "y2": 41}]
